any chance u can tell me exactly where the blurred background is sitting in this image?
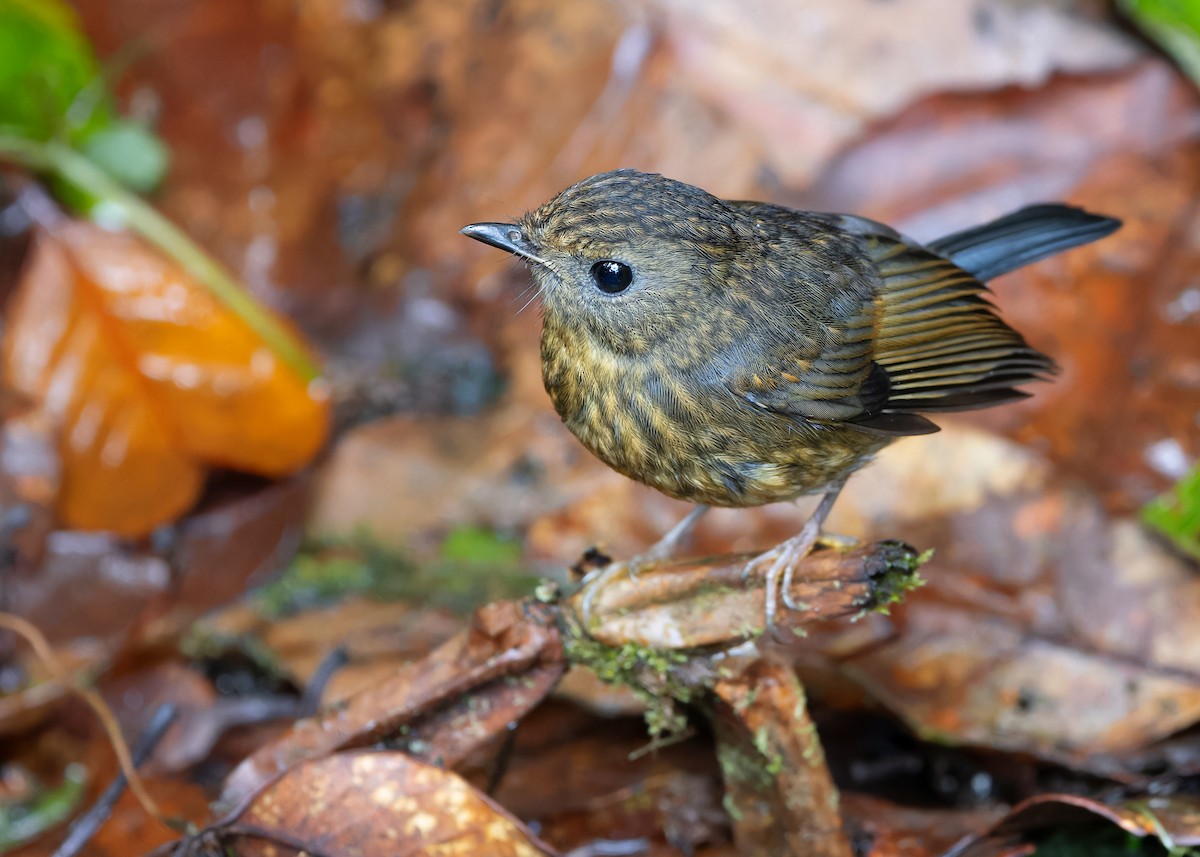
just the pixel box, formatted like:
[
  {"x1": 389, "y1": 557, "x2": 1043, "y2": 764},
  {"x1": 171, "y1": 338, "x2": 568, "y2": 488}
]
[{"x1": 1, "y1": 0, "x2": 1200, "y2": 855}]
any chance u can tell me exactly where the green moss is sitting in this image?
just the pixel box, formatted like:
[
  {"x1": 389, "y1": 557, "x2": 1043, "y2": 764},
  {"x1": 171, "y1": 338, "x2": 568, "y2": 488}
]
[
  {"x1": 721, "y1": 791, "x2": 745, "y2": 823},
  {"x1": 0, "y1": 763, "x2": 86, "y2": 851},
  {"x1": 716, "y1": 741, "x2": 774, "y2": 792},
  {"x1": 254, "y1": 531, "x2": 540, "y2": 618},
  {"x1": 1033, "y1": 825, "x2": 1187, "y2": 857},
  {"x1": 797, "y1": 720, "x2": 824, "y2": 767},
  {"x1": 853, "y1": 541, "x2": 930, "y2": 619},
  {"x1": 439, "y1": 525, "x2": 522, "y2": 564},
  {"x1": 562, "y1": 630, "x2": 698, "y2": 741},
  {"x1": 752, "y1": 727, "x2": 783, "y2": 776}
]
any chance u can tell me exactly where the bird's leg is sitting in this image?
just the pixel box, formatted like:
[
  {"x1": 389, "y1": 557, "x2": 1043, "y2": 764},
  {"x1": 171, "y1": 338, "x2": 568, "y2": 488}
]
[
  {"x1": 578, "y1": 504, "x2": 710, "y2": 623},
  {"x1": 628, "y1": 504, "x2": 709, "y2": 578},
  {"x1": 752, "y1": 483, "x2": 845, "y2": 628}
]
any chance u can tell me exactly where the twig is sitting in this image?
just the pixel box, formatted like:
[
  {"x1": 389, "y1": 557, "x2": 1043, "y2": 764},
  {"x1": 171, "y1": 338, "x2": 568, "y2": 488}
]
[
  {"x1": 0, "y1": 133, "x2": 320, "y2": 382},
  {"x1": 52, "y1": 703, "x2": 179, "y2": 857},
  {"x1": 0, "y1": 612, "x2": 176, "y2": 832},
  {"x1": 569, "y1": 540, "x2": 924, "y2": 648},
  {"x1": 298, "y1": 646, "x2": 348, "y2": 716}
]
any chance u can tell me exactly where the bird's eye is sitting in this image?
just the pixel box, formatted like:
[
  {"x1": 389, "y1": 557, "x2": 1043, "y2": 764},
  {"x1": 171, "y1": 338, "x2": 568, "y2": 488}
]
[{"x1": 590, "y1": 260, "x2": 633, "y2": 294}]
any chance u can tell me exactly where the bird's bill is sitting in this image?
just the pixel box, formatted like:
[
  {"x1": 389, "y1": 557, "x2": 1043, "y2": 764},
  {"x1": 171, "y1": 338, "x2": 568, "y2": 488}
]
[
  {"x1": 460, "y1": 222, "x2": 552, "y2": 267},
  {"x1": 460, "y1": 222, "x2": 527, "y2": 254}
]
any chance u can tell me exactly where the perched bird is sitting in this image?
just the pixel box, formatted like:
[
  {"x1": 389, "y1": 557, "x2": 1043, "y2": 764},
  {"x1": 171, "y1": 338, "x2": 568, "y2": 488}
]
[{"x1": 462, "y1": 169, "x2": 1119, "y2": 625}]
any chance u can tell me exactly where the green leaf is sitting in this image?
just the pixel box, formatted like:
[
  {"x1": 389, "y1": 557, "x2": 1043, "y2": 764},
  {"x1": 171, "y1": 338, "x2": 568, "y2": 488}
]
[
  {"x1": 0, "y1": 0, "x2": 112, "y2": 142},
  {"x1": 0, "y1": 762, "x2": 87, "y2": 852},
  {"x1": 1143, "y1": 464, "x2": 1200, "y2": 561},
  {"x1": 0, "y1": 0, "x2": 322, "y2": 384},
  {"x1": 1120, "y1": 0, "x2": 1200, "y2": 88},
  {"x1": 78, "y1": 119, "x2": 170, "y2": 193}
]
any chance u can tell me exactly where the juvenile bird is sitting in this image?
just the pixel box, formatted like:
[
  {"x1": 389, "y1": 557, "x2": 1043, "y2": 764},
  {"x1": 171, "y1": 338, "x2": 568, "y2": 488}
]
[{"x1": 462, "y1": 170, "x2": 1119, "y2": 626}]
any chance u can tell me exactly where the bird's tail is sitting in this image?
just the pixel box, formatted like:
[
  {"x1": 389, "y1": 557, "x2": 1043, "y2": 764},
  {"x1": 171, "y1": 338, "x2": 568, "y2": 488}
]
[
  {"x1": 928, "y1": 204, "x2": 1121, "y2": 283},
  {"x1": 847, "y1": 203, "x2": 1120, "y2": 432}
]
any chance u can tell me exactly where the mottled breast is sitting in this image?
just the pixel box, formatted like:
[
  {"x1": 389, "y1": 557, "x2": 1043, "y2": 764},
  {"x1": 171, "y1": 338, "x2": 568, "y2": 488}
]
[{"x1": 540, "y1": 322, "x2": 886, "y2": 508}]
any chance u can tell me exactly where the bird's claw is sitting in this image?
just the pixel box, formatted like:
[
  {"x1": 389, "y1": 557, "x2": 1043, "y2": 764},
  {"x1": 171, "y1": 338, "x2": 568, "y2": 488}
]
[{"x1": 746, "y1": 525, "x2": 826, "y2": 634}]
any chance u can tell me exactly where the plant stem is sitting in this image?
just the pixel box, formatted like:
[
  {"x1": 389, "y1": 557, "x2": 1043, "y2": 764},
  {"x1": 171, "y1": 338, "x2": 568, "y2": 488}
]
[{"x1": 0, "y1": 133, "x2": 321, "y2": 382}]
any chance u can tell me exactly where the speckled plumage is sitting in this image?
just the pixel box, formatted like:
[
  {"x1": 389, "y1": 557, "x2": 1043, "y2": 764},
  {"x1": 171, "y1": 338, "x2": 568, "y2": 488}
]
[{"x1": 464, "y1": 169, "x2": 1119, "y2": 510}]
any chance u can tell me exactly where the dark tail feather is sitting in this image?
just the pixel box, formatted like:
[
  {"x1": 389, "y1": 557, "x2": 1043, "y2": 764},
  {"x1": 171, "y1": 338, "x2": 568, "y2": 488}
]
[{"x1": 929, "y1": 204, "x2": 1121, "y2": 282}]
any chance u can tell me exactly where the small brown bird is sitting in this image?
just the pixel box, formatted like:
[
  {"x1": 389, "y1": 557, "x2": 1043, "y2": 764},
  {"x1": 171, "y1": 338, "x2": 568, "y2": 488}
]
[{"x1": 462, "y1": 170, "x2": 1119, "y2": 625}]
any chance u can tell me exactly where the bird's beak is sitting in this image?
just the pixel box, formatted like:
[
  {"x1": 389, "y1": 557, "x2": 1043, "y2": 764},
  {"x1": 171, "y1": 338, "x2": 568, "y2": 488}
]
[
  {"x1": 460, "y1": 222, "x2": 527, "y2": 255},
  {"x1": 461, "y1": 222, "x2": 551, "y2": 268}
]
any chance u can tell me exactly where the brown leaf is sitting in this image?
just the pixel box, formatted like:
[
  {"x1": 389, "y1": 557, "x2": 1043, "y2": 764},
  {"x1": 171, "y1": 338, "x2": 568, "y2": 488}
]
[
  {"x1": 218, "y1": 600, "x2": 565, "y2": 808},
  {"x1": 956, "y1": 792, "x2": 1200, "y2": 856},
  {"x1": 0, "y1": 638, "x2": 107, "y2": 738},
  {"x1": 825, "y1": 426, "x2": 1200, "y2": 767},
  {"x1": 5, "y1": 474, "x2": 310, "y2": 644},
  {"x1": 839, "y1": 794, "x2": 1005, "y2": 857},
  {"x1": 200, "y1": 597, "x2": 462, "y2": 706},
  {"x1": 225, "y1": 750, "x2": 559, "y2": 857},
  {"x1": 491, "y1": 701, "x2": 727, "y2": 853}
]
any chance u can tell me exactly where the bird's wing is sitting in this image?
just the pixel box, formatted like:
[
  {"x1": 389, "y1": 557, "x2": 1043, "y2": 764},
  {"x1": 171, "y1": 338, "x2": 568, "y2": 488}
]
[
  {"x1": 837, "y1": 213, "x2": 1056, "y2": 415},
  {"x1": 721, "y1": 203, "x2": 1054, "y2": 436},
  {"x1": 720, "y1": 202, "x2": 939, "y2": 436}
]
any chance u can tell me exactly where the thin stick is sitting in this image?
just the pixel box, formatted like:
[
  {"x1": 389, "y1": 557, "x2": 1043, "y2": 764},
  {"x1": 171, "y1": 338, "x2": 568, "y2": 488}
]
[
  {"x1": 0, "y1": 612, "x2": 171, "y2": 831},
  {"x1": 53, "y1": 703, "x2": 179, "y2": 857}
]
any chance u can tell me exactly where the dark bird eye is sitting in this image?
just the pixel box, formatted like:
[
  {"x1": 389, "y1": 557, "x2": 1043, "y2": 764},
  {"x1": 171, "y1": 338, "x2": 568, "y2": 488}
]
[{"x1": 590, "y1": 260, "x2": 633, "y2": 294}]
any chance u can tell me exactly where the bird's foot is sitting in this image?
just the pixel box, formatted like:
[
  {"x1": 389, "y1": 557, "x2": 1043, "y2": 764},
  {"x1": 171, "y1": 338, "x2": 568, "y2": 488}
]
[
  {"x1": 577, "y1": 558, "x2": 630, "y2": 626},
  {"x1": 745, "y1": 517, "x2": 824, "y2": 632},
  {"x1": 577, "y1": 543, "x2": 677, "y2": 624},
  {"x1": 575, "y1": 507, "x2": 710, "y2": 627}
]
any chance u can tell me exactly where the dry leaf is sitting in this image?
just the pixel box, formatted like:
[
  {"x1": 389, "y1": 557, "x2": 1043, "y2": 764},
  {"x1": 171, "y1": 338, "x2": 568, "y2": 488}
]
[
  {"x1": 218, "y1": 600, "x2": 564, "y2": 808},
  {"x1": 227, "y1": 750, "x2": 560, "y2": 857}
]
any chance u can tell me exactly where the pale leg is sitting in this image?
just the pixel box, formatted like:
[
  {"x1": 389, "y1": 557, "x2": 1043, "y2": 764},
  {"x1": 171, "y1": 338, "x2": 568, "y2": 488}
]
[
  {"x1": 578, "y1": 504, "x2": 710, "y2": 622},
  {"x1": 632, "y1": 504, "x2": 710, "y2": 573},
  {"x1": 754, "y1": 483, "x2": 844, "y2": 628}
]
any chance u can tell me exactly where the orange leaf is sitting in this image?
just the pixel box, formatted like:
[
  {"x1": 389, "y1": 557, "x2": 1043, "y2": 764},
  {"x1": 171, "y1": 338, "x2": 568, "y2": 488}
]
[{"x1": 3, "y1": 220, "x2": 330, "y2": 537}]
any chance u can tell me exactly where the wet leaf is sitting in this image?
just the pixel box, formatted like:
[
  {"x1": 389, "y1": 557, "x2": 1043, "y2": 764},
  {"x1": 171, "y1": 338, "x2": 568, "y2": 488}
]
[
  {"x1": 0, "y1": 0, "x2": 110, "y2": 143},
  {"x1": 1121, "y1": 0, "x2": 1200, "y2": 87},
  {"x1": 827, "y1": 426, "x2": 1200, "y2": 767},
  {"x1": 491, "y1": 702, "x2": 728, "y2": 854},
  {"x1": 2, "y1": 220, "x2": 330, "y2": 536},
  {"x1": 226, "y1": 750, "x2": 559, "y2": 857},
  {"x1": 2, "y1": 474, "x2": 309, "y2": 645},
  {"x1": 960, "y1": 792, "x2": 1200, "y2": 856},
  {"x1": 838, "y1": 794, "x2": 1004, "y2": 857},
  {"x1": 1143, "y1": 465, "x2": 1200, "y2": 560},
  {"x1": 0, "y1": 761, "x2": 85, "y2": 851},
  {"x1": 199, "y1": 596, "x2": 460, "y2": 706}
]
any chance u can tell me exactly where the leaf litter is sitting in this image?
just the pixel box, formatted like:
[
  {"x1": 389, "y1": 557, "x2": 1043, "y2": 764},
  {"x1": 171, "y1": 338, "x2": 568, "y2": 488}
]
[{"x1": 4, "y1": 1, "x2": 1200, "y2": 856}]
